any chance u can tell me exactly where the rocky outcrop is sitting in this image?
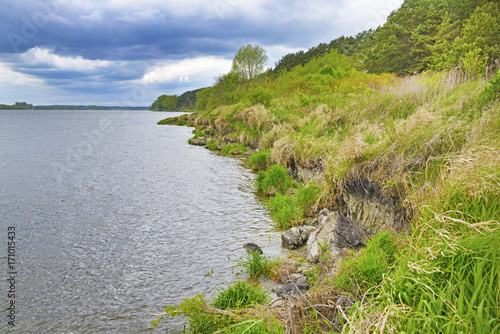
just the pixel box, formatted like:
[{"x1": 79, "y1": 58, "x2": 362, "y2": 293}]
[
  {"x1": 281, "y1": 226, "x2": 317, "y2": 249},
  {"x1": 340, "y1": 178, "x2": 410, "y2": 237},
  {"x1": 306, "y1": 210, "x2": 367, "y2": 263}
]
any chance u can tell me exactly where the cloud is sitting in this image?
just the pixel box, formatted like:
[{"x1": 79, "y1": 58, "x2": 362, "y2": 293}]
[
  {"x1": 139, "y1": 56, "x2": 232, "y2": 84},
  {"x1": 0, "y1": 61, "x2": 44, "y2": 86},
  {"x1": 21, "y1": 47, "x2": 113, "y2": 72},
  {"x1": 0, "y1": 0, "x2": 402, "y2": 105}
]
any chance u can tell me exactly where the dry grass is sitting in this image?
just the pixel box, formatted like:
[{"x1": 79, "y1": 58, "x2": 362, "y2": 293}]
[{"x1": 234, "y1": 104, "x2": 277, "y2": 131}]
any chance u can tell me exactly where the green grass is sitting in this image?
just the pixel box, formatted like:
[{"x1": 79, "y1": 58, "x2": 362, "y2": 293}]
[
  {"x1": 268, "y1": 194, "x2": 299, "y2": 230},
  {"x1": 236, "y1": 251, "x2": 271, "y2": 279},
  {"x1": 212, "y1": 281, "x2": 270, "y2": 310},
  {"x1": 295, "y1": 181, "x2": 321, "y2": 217},
  {"x1": 221, "y1": 143, "x2": 247, "y2": 156},
  {"x1": 256, "y1": 164, "x2": 294, "y2": 195},
  {"x1": 249, "y1": 149, "x2": 271, "y2": 170},
  {"x1": 223, "y1": 319, "x2": 285, "y2": 334},
  {"x1": 377, "y1": 230, "x2": 500, "y2": 333},
  {"x1": 206, "y1": 138, "x2": 218, "y2": 150},
  {"x1": 334, "y1": 231, "x2": 398, "y2": 291}
]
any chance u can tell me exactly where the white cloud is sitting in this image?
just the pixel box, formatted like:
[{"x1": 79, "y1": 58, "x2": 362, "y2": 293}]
[
  {"x1": 115, "y1": 9, "x2": 166, "y2": 23},
  {"x1": 139, "y1": 56, "x2": 232, "y2": 84},
  {"x1": 81, "y1": 10, "x2": 103, "y2": 22},
  {"x1": 0, "y1": 61, "x2": 44, "y2": 86},
  {"x1": 264, "y1": 44, "x2": 305, "y2": 67},
  {"x1": 22, "y1": 47, "x2": 113, "y2": 72}
]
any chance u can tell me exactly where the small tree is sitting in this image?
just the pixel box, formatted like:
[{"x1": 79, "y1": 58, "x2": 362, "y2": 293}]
[{"x1": 231, "y1": 44, "x2": 268, "y2": 80}]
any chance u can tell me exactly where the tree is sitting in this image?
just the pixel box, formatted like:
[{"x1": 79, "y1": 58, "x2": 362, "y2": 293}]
[
  {"x1": 231, "y1": 44, "x2": 268, "y2": 80},
  {"x1": 150, "y1": 94, "x2": 179, "y2": 111}
]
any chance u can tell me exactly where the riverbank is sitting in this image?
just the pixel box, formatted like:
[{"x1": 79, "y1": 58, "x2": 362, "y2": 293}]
[{"x1": 155, "y1": 69, "x2": 500, "y2": 333}]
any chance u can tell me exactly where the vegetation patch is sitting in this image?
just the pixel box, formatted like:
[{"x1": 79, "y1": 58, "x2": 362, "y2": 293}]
[{"x1": 236, "y1": 252, "x2": 271, "y2": 279}]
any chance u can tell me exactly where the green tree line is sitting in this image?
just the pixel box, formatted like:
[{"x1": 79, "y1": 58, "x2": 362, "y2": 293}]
[{"x1": 151, "y1": 0, "x2": 500, "y2": 111}]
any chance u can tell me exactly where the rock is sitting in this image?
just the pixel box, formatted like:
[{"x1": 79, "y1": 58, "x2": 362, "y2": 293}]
[
  {"x1": 297, "y1": 264, "x2": 316, "y2": 275},
  {"x1": 243, "y1": 243, "x2": 263, "y2": 254},
  {"x1": 189, "y1": 137, "x2": 207, "y2": 146},
  {"x1": 276, "y1": 274, "x2": 310, "y2": 299},
  {"x1": 331, "y1": 295, "x2": 357, "y2": 327},
  {"x1": 313, "y1": 209, "x2": 330, "y2": 226},
  {"x1": 306, "y1": 211, "x2": 367, "y2": 263},
  {"x1": 340, "y1": 178, "x2": 410, "y2": 237},
  {"x1": 281, "y1": 226, "x2": 317, "y2": 249}
]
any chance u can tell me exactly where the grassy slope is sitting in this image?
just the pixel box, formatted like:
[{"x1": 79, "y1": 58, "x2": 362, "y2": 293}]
[{"x1": 157, "y1": 65, "x2": 500, "y2": 332}]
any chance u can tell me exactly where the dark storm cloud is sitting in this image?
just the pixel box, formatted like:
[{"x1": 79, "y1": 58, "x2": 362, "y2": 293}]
[{"x1": 0, "y1": 0, "x2": 403, "y2": 105}]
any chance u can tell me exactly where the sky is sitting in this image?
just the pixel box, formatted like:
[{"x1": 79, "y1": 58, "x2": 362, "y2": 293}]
[{"x1": 0, "y1": 0, "x2": 403, "y2": 106}]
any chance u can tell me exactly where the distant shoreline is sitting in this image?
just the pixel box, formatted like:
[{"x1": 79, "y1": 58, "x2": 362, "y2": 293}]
[{"x1": 0, "y1": 105, "x2": 149, "y2": 111}]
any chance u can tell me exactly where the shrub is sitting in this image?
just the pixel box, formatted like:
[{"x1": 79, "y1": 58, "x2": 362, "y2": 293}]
[
  {"x1": 212, "y1": 281, "x2": 270, "y2": 310},
  {"x1": 256, "y1": 164, "x2": 293, "y2": 195},
  {"x1": 268, "y1": 194, "x2": 299, "y2": 229},
  {"x1": 236, "y1": 251, "x2": 271, "y2": 278},
  {"x1": 247, "y1": 86, "x2": 274, "y2": 107},
  {"x1": 296, "y1": 181, "x2": 321, "y2": 216},
  {"x1": 482, "y1": 69, "x2": 500, "y2": 102},
  {"x1": 249, "y1": 149, "x2": 271, "y2": 170}
]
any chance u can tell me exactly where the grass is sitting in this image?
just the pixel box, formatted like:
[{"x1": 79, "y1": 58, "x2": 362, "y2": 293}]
[
  {"x1": 212, "y1": 281, "x2": 270, "y2": 310},
  {"x1": 295, "y1": 181, "x2": 321, "y2": 217},
  {"x1": 268, "y1": 194, "x2": 299, "y2": 230},
  {"x1": 333, "y1": 231, "x2": 399, "y2": 291},
  {"x1": 249, "y1": 149, "x2": 271, "y2": 170},
  {"x1": 236, "y1": 251, "x2": 271, "y2": 278},
  {"x1": 256, "y1": 164, "x2": 294, "y2": 195}
]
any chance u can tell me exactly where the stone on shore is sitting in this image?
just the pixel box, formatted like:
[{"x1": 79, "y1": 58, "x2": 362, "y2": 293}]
[
  {"x1": 306, "y1": 211, "x2": 367, "y2": 263},
  {"x1": 281, "y1": 226, "x2": 317, "y2": 249}
]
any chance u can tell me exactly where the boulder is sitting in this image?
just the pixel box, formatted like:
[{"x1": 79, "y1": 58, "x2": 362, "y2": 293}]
[
  {"x1": 306, "y1": 211, "x2": 367, "y2": 263},
  {"x1": 243, "y1": 243, "x2": 263, "y2": 254},
  {"x1": 281, "y1": 226, "x2": 317, "y2": 249}
]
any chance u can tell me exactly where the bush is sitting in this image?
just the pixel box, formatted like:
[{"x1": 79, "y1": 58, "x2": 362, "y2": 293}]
[
  {"x1": 212, "y1": 281, "x2": 270, "y2": 310},
  {"x1": 482, "y1": 70, "x2": 500, "y2": 102},
  {"x1": 247, "y1": 86, "x2": 274, "y2": 107},
  {"x1": 249, "y1": 149, "x2": 271, "y2": 170},
  {"x1": 268, "y1": 194, "x2": 299, "y2": 229},
  {"x1": 296, "y1": 181, "x2": 321, "y2": 216},
  {"x1": 256, "y1": 164, "x2": 293, "y2": 195},
  {"x1": 236, "y1": 251, "x2": 271, "y2": 278}
]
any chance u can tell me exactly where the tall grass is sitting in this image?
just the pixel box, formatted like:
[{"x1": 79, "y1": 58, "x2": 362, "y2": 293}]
[
  {"x1": 236, "y1": 251, "x2": 272, "y2": 278},
  {"x1": 268, "y1": 194, "x2": 299, "y2": 230},
  {"x1": 256, "y1": 164, "x2": 294, "y2": 195},
  {"x1": 212, "y1": 281, "x2": 270, "y2": 310},
  {"x1": 375, "y1": 230, "x2": 500, "y2": 333}
]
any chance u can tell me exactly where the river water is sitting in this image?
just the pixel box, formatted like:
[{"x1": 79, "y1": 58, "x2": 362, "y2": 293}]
[{"x1": 0, "y1": 109, "x2": 282, "y2": 333}]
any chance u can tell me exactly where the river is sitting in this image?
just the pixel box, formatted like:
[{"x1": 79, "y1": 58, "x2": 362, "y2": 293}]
[{"x1": 0, "y1": 109, "x2": 282, "y2": 333}]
